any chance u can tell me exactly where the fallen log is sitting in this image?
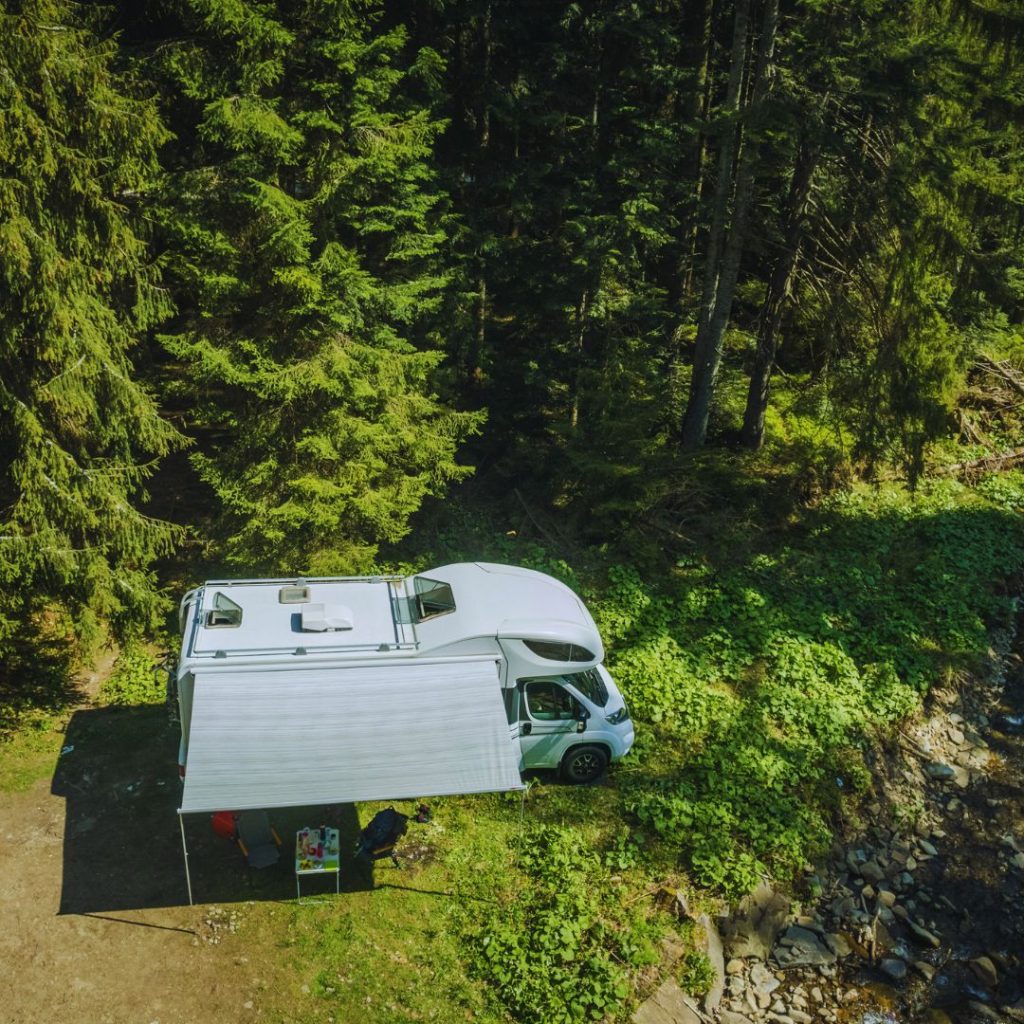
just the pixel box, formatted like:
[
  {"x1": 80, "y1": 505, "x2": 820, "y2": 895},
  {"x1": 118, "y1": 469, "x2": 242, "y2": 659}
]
[{"x1": 939, "y1": 446, "x2": 1024, "y2": 478}]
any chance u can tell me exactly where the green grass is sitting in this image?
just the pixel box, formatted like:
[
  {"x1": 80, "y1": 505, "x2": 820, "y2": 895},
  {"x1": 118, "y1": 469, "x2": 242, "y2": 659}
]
[
  {"x1": 0, "y1": 709, "x2": 68, "y2": 793},
  {"x1": 252, "y1": 792, "x2": 611, "y2": 1024},
  {"x1": 240, "y1": 787, "x2": 677, "y2": 1024}
]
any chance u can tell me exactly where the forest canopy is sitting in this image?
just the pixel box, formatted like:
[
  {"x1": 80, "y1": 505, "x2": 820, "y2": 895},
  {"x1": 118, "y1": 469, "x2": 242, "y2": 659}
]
[{"x1": 1, "y1": 0, "x2": 1023, "y2": 656}]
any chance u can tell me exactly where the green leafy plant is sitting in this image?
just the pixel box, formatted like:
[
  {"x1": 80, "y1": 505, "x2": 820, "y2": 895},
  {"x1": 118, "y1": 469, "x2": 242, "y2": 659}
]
[
  {"x1": 602, "y1": 479, "x2": 1024, "y2": 896},
  {"x1": 466, "y1": 826, "x2": 645, "y2": 1024},
  {"x1": 678, "y1": 950, "x2": 715, "y2": 998},
  {"x1": 100, "y1": 643, "x2": 164, "y2": 706}
]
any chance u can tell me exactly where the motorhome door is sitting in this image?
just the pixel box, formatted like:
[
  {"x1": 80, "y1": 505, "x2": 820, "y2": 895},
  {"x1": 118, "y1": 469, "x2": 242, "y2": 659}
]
[{"x1": 517, "y1": 678, "x2": 586, "y2": 769}]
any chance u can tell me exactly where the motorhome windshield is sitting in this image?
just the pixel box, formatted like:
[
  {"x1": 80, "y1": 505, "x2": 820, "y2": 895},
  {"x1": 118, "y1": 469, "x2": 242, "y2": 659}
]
[
  {"x1": 520, "y1": 669, "x2": 609, "y2": 708},
  {"x1": 412, "y1": 575, "x2": 456, "y2": 622}
]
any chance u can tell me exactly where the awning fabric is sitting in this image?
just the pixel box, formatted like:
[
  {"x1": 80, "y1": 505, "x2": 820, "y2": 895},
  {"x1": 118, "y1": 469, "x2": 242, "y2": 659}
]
[{"x1": 179, "y1": 659, "x2": 523, "y2": 814}]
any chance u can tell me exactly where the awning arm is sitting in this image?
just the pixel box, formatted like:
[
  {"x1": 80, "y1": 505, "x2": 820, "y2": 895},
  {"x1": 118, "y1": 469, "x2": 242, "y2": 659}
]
[{"x1": 179, "y1": 811, "x2": 193, "y2": 906}]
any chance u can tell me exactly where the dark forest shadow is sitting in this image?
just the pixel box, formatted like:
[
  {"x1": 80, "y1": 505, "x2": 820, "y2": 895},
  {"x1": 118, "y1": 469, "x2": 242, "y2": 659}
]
[
  {"x1": 0, "y1": 623, "x2": 81, "y2": 740},
  {"x1": 52, "y1": 706, "x2": 368, "y2": 912}
]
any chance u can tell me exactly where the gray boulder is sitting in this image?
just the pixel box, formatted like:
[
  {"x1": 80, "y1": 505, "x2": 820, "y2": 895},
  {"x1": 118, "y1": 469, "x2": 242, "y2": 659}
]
[
  {"x1": 720, "y1": 882, "x2": 791, "y2": 960},
  {"x1": 773, "y1": 926, "x2": 837, "y2": 968}
]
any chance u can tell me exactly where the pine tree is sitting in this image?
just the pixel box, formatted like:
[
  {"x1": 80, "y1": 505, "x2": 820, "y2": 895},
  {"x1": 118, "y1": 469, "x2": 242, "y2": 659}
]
[
  {"x1": 147, "y1": 0, "x2": 482, "y2": 573},
  {"x1": 0, "y1": 0, "x2": 183, "y2": 655}
]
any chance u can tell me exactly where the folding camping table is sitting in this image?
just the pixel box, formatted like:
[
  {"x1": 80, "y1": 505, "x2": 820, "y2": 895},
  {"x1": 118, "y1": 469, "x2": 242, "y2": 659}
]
[{"x1": 294, "y1": 827, "x2": 341, "y2": 897}]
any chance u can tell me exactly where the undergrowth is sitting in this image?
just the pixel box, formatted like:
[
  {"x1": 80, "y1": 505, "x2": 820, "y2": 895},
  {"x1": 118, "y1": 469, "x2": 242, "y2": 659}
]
[
  {"x1": 593, "y1": 474, "x2": 1024, "y2": 895},
  {"x1": 99, "y1": 642, "x2": 165, "y2": 706},
  {"x1": 395, "y1": 471, "x2": 1024, "y2": 1018},
  {"x1": 464, "y1": 826, "x2": 662, "y2": 1024}
]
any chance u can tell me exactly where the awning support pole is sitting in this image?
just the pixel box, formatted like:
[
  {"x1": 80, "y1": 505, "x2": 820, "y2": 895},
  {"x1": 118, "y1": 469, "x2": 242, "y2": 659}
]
[
  {"x1": 179, "y1": 812, "x2": 194, "y2": 906},
  {"x1": 513, "y1": 786, "x2": 527, "y2": 866}
]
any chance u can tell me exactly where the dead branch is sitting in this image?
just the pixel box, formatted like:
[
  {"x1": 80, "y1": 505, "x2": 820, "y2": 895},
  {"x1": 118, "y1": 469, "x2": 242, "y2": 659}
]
[{"x1": 939, "y1": 446, "x2": 1024, "y2": 477}]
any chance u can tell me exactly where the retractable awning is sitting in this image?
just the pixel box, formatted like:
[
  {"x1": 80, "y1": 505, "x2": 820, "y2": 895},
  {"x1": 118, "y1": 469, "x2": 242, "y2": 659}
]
[{"x1": 178, "y1": 658, "x2": 524, "y2": 815}]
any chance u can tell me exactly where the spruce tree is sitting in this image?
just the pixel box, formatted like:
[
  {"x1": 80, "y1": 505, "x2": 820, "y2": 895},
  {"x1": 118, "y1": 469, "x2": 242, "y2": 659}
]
[
  {"x1": 149, "y1": 0, "x2": 482, "y2": 574},
  {"x1": 0, "y1": 0, "x2": 183, "y2": 656}
]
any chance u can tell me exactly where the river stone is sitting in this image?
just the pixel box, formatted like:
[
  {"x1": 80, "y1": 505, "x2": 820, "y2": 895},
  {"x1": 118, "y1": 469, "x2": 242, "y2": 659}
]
[
  {"x1": 878, "y1": 889, "x2": 897, "y2": 908},
  {"x1": 719, "y1": 1013, "x2": 755, "y2": 1024},
  {"x1": 774, "y1": 926, "x2": 837, "y2": 968},
  {"x1": 967, "y1": 1001, "x2": 1004, "y2": 1021},
  {"x1": 913, "y1": 960, "x2": 936, "y2": 980},
  {"x1": 926, "y1": 762, "x2": 956, "y2": 780},
  {"x1": 970, "y1": 956, "x2": 999, "y2": 988},
  {"x1": 860, "y1": 859, "x2": 886, "y2": 883},
  {"x1": 631, "y1": 978, "x2": 703, "y2": 1024},
  {"x1": 1010, "y1": 852, "x2": 1024, "y2": 870},
  {"x1": 824, "y1": 932, "x2": 852, "y2": 958},
  {"x1": 745, "y1": 985, "x2": 760, "y2": 1014},
  {"x1": 749, "y1": 962, "x2": 780, "y2": 998},
  {"x1": 881, "y1": 959, "x2": 908, "y2": 981},
  {"x1": 907, "y1": 919, "x2": 941, "y2": 948},
  {"x1": 720, "y1": 882, "x2": 791, "y2": 960},
  {"x1": 918, "y1": 839, "x2": 938, "y2": 857}
]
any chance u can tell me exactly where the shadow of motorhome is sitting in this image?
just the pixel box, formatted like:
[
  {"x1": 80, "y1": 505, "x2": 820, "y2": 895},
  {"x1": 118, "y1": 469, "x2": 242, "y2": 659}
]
[{"x1": 52, "y1": 706, "x2": 368, "y2": 912}]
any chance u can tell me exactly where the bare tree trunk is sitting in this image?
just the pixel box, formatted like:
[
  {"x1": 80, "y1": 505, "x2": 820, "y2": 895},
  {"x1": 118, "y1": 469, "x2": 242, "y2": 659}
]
[
  {"x1": 570, "y1": 288, "x2": 591, "y2": 430},
  {"x1": 676, "y1": 0, "x2": 715, "y2": 306},
  {"x1": 693, "y1": 0, "x2": 751, "y2": 337},
  {"x1": 681, "y1": 0, "x2": 779, "y2": 451},
  {"x1": 741, "y1": 136, "x2": 819, "y2": 448},
  {"x1": 480, "y1": 2, "x2": 492, "y2": 148},
  {"x1": 469, "y1": 3, "x2": 492, "y2": 384}
]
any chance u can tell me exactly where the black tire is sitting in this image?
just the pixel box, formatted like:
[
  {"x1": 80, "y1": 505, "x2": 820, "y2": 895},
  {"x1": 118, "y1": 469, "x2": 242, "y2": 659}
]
[{"x1": 560, "y1": 745, "x2": 609, "y2": 784}]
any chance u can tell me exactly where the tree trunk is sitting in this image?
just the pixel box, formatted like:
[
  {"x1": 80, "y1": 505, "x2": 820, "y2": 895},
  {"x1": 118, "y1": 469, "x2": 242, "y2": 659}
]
[
  {"x1": 676, "y1": 0, "x2": 715, "y2": 306},
  {"x1": 681, "y1": 0, "x2": 779, "y2": 451},
  {"x1": 570, "y1": 288, "x2": 591, "y2": 430},
  {"x1": 741, "y1": 136, "x2": 819, "y2": 449}
]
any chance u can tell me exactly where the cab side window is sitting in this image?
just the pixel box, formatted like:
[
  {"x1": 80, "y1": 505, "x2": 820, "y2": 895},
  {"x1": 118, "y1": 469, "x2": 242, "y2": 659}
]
[{"x1": 523, "y1": 680, "x2": 580, "y2": 721}]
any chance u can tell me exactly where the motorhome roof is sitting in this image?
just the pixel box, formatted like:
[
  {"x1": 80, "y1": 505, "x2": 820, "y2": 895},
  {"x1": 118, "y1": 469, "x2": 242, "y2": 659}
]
[
  {"x1": 187, "y1": 576, "x2": 411, "y2": 659},
  {"x1": 411, "y1": 562, "x2": 600, "y2": 653},
  {"x1": 181, "y1": 563, "x2": 600, "y2": 663}
]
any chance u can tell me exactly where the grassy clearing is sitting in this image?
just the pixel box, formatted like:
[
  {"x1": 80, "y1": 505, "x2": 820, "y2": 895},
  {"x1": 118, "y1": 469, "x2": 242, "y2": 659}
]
[
  {"x1": 0, "y1": 709, "x2": 68, "y2": 793},
  {"x1": 247, "y1": 785, "x2": 681, "y2": 1024}
]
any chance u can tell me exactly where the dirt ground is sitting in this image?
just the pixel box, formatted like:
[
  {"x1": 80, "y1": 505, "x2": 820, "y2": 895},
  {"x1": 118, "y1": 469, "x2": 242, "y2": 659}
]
[
  {"x1": 0, "y1": 671, "x2": 368, "y2": 1024},
  {"x1": 0, "y1": 778, "x2": 264, "y2": 1024}
]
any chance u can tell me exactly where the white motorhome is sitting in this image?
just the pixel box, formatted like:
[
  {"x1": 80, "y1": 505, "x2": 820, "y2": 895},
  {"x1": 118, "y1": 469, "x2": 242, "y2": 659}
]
[{"x1": 174, "y1": 563, "x2": 634, "y2": 786}]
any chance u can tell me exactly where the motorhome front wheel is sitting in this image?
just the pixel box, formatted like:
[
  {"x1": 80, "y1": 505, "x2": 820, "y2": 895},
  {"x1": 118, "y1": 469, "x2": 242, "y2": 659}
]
[{"x1": 561, "y1": 745, "x2": 609, "y2": 784}]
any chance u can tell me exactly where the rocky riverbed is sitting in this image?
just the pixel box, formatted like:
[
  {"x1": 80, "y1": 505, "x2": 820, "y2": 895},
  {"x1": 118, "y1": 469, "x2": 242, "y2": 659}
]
[{"x1": 635, "y1": 613, "x2": 1024, "y2": 1024}]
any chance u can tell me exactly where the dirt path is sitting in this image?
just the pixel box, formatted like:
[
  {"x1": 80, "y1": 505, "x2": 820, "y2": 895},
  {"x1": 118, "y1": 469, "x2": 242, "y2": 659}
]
[{"x1": 0, "y1": 691, "x2": 284, "y2": 1024}]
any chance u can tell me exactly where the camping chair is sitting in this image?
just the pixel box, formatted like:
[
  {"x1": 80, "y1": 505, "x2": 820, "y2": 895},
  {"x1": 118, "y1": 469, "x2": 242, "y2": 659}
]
[
  {"x1": 355, "y1": 807, "x2": 408, "y2": 869},
  {"x1": 235, "y1": 810, "x2": 283, "y2": 869},
  {"x1": 211, "y1": 811, "x2": 238, "y2": 841}
]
